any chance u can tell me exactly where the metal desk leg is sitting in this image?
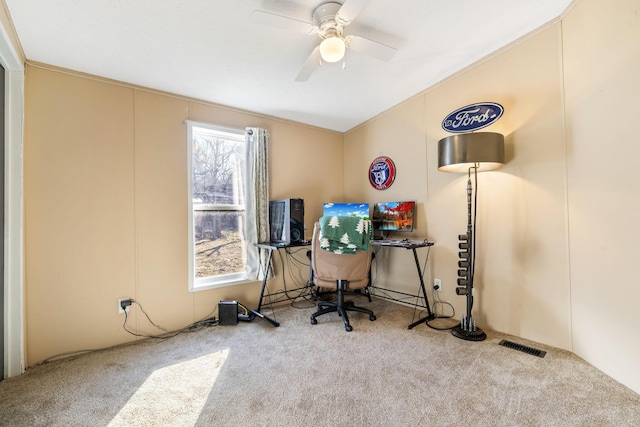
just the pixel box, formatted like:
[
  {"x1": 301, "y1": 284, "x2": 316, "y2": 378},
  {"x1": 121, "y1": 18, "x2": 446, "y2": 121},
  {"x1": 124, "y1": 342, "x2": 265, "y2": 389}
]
[
  {"x1": 254, "y1": 247, "x2": 280, "y2": 327},
  {"x1": 407, "y1": 247, "x2": 435, "y2": 329}
]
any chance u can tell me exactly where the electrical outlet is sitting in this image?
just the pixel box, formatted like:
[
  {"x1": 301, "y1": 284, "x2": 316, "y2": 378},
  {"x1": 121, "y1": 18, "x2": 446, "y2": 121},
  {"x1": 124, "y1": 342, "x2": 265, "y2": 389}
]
[
  {"x1": 434, "y1": 278, "x2": 442, "y2": 292},
  {"x1": 118, "y1": 298, "x2": 132, "y2": 314}
]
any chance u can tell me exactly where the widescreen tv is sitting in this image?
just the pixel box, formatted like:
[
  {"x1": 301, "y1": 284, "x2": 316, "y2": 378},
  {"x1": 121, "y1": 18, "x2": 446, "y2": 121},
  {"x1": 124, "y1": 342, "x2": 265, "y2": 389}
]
[{"x1": 372, "y1": 201, "x2": 416, "y2": 237}]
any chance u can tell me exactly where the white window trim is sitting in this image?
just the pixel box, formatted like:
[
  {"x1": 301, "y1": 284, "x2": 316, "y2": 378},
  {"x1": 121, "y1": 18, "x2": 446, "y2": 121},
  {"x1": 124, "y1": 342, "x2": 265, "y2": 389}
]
[
  {"x1": 1, "y1": 21, "x2": 25, "y2": 377},
  {"x1": 186, "y1": 121, "x2": 251, "y2": 292}
]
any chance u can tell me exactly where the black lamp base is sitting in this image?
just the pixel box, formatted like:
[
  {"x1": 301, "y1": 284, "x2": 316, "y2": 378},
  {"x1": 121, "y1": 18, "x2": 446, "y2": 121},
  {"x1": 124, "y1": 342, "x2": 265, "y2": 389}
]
[{"x1": 451, "y1": 325, "x2": 487, "y2": 341}]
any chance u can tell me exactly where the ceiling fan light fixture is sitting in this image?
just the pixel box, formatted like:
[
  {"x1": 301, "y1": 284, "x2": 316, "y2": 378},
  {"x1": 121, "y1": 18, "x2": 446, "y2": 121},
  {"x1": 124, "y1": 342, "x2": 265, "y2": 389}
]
[{"x1": 319, "y1": 36, "x2": 346, "y2": 63}]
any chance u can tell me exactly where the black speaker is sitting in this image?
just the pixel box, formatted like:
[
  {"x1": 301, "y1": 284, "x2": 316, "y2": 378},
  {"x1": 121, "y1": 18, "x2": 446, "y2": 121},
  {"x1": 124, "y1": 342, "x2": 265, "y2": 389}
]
[
  {"x1": 289, "y1": 198, "x2": 304, "y2": 243},
  {"x1": 218, "y1": 300, "x2": 238, "y2": 326},
  {"x1": 269, "y1": 198, "x2": 304, "y2": 244}
]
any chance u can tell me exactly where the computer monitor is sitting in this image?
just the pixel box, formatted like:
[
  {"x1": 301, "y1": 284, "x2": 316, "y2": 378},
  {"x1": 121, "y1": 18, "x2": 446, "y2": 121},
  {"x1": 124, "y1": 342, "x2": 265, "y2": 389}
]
[
  {"x1": 372, "y1": 201, "x2": 416, "y2": 236},
  {"x1": 322, "y1": 202, "x2": 370, "y2": 219}
]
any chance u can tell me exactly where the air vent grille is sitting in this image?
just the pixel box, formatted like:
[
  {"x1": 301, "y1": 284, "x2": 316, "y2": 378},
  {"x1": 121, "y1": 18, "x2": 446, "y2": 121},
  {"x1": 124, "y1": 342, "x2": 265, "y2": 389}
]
[{"x1": 498, "y1": 339, "x2": 546, "y2": 358}]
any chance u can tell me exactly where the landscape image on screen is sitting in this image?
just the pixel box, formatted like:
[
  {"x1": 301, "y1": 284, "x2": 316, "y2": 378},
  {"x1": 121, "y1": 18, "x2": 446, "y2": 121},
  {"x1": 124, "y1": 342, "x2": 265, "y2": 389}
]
[
  {"x1": 372, "y1": 201, "x2": 416, "y2": 232},
  {"x1": 322, "y1": 203, "x2": 370, "y2": 219}
]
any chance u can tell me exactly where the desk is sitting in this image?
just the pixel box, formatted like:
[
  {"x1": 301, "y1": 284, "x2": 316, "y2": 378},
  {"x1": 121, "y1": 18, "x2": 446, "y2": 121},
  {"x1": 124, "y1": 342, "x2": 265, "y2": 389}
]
[
  {"x1": 370, "y1": 239, "x2": 436, "y2": 329},
  {"x1": 254, "y1": 241, "x2": 312, "y2": 327}
]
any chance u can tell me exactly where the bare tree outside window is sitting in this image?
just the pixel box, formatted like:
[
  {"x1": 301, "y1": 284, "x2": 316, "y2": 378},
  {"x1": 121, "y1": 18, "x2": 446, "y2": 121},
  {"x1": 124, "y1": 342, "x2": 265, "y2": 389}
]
[{"x1": 191, "y1": 126, "x2": 247, "y2": 281}]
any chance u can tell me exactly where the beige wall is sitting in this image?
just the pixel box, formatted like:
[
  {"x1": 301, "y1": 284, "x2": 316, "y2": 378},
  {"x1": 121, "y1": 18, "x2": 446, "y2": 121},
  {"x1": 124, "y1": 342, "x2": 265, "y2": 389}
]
[
  {"x1": 23, "y1": 65, "x2": 343, "y2": 366},
  {"x1": 345, "y1": 96, "x2": 429, "y2": 297},
  {"x1": 428, "y1": 23, "x2": 570, "y2": 348},
  {"x1": 25, "y1": 68, "x2": 137, "y2": 362},
  {"x1": 562, "y1": 0, "x2": 640, "y2": 393},
  {"x1": 347, "y1": 23, "x2": 571, "y2": 348},
  {"x1": 345, "y1": 0, "x2": 640, "y2": 394}
]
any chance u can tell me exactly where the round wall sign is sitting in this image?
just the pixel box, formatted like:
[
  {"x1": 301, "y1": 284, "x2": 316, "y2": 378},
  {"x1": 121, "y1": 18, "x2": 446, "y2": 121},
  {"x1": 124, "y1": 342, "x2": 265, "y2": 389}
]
[{"x1": 369, "y1": 156, "x2": 396, "y2": 190}]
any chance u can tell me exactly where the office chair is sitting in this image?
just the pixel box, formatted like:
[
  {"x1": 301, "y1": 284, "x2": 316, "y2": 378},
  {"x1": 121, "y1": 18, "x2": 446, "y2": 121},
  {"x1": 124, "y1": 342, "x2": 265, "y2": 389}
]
[
  {"x1": 307, "y1": 252, "x2": 374, "y2": 302},
  {"x1": 309, "y1": 220, "x2": 376, "y2": 331}
]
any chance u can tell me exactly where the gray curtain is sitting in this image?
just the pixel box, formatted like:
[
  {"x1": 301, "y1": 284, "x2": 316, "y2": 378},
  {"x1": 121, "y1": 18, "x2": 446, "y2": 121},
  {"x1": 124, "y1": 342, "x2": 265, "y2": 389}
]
[{"x1": 245, "y1": 127, "x2": 271, "y2": 280}]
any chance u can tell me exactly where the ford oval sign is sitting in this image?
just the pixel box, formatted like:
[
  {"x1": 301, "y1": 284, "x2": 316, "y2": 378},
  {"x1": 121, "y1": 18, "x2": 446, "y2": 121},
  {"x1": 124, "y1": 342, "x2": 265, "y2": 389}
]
[
  {"x1": 442, "y1": 102, "x2": 504, "y2": 133},
  {"x1": 369, "y1": 156, "x2": 396, "y2": 190}
]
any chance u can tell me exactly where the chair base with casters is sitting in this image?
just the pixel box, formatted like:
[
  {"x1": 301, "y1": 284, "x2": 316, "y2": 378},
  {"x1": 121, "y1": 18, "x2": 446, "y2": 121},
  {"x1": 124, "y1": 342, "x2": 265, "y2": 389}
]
[{"x1": 310, "y1": 279, "x2": 376, "y2": 332}]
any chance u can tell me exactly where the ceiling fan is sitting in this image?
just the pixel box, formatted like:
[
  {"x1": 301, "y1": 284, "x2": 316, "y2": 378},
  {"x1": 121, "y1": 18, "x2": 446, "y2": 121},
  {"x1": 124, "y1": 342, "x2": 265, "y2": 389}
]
[{"x1": 252, "y1": 0, "x2": 397, "y2": 81}]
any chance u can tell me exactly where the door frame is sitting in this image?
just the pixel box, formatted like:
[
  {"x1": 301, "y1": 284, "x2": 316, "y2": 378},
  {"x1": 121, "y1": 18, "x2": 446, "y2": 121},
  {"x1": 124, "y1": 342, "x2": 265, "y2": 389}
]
[{"x1": 0, "y1": 21, "x2": 25, "y2": 378}]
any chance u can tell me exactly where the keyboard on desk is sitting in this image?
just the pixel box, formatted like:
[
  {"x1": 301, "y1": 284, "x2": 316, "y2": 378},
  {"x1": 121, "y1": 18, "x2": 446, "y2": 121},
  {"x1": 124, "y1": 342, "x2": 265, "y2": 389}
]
[
  {"x1": 374, "y1": 239, "x2": 406, "y2": 245},
  {"x1": 373, "y1": 239, "x2": 433, "y2": 247}
]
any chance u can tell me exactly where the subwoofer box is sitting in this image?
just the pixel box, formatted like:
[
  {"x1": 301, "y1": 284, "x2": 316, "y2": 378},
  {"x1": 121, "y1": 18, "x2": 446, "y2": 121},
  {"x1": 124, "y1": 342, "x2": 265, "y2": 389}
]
[{"x1": 218, "y1": 300, "x2": 238, "y2": 326}]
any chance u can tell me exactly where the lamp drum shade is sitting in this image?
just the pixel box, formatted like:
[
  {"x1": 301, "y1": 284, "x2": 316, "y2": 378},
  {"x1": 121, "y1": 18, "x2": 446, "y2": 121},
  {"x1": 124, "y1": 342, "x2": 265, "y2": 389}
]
[{"x1": 438, "y1": 132, "x2": 505, "y2": 173}]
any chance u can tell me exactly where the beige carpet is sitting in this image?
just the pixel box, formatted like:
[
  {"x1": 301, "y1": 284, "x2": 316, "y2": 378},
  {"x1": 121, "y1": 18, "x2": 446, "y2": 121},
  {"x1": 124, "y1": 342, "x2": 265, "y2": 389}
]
[{"x1": 1, "y1": 298, "x2": 639, "y2": 426}]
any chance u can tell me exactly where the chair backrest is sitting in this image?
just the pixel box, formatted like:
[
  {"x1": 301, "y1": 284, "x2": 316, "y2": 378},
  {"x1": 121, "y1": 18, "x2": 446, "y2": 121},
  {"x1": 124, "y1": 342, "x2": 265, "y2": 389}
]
[{"x1": 311, "y1": 222, "x2": 372, "y2": 290}]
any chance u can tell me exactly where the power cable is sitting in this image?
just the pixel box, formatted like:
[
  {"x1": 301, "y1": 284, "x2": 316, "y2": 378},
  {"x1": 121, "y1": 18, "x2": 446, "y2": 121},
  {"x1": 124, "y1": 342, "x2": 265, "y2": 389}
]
[{"x1": 122, "y1": 300, "x2": 218, "y2": 340}]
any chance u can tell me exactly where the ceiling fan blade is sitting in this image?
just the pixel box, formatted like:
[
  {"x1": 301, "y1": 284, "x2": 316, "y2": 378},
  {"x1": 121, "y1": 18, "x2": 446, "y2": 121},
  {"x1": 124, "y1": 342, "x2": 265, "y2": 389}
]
[
  {"x1": 295, "y1": 46, "x2": 322, "y2": 82},
  {"x1": 346, "y1": 35, "x2": 397, "y2": 62},
  {"x1": 335, "y1": 0, "x2": 370, "y2": 26},
  {"x1": 251, "y1": 10, "x2": 317, "y2": 34}
]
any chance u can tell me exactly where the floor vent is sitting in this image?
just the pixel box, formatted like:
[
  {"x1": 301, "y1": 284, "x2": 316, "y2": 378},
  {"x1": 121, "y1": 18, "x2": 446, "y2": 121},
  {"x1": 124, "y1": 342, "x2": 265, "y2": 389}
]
[{"x1": 498, "y1": 340, "x2": 546, "y2": 358}]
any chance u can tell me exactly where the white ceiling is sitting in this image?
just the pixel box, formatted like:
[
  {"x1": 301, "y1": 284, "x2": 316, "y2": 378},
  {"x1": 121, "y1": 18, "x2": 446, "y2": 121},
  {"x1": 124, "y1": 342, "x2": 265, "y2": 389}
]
[{"x1": 5, "y1": 0, "x2": 572, "y2": 132}]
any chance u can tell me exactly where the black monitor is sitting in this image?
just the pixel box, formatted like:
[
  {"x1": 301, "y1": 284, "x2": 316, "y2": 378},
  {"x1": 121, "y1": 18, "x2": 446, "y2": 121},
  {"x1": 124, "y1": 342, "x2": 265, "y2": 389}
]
[
  {"x1": 372, "y1": 201, "x2": 416, "y2": 237},
  {"x1": 322, "y1": 202, "x2": 370, "y2": 219}
]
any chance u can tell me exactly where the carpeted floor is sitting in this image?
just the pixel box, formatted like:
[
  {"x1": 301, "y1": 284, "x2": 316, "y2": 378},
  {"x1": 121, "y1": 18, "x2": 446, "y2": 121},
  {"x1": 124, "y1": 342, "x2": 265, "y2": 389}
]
[{"x1": 1, "y1": 298, "x2": 639, "y2": 426}]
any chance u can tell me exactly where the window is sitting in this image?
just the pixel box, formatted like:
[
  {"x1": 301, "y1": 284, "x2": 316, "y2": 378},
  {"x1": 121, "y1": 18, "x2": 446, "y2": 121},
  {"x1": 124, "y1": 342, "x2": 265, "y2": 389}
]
[{"x1": 188, "y1": 122, "x2": 249, "y2": 290}]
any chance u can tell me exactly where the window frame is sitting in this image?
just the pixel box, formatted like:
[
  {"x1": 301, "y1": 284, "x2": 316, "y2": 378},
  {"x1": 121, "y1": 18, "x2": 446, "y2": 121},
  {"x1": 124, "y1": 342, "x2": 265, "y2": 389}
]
[{"x1": 187, "y1": 121, "x2": 252, "y2": 291}]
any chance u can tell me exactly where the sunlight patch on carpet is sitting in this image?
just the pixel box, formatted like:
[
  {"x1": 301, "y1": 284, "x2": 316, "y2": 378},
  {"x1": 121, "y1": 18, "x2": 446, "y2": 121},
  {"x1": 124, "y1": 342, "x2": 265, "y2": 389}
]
[{"x1": 107, "y1": 349, "x2": 229, "y2": 426}]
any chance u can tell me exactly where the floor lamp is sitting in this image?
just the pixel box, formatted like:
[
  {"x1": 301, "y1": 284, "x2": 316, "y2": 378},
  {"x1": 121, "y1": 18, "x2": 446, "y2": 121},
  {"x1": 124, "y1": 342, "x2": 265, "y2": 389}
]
[{"x1": 437, "y1": 132, "x2": 505, "y2": 341}]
